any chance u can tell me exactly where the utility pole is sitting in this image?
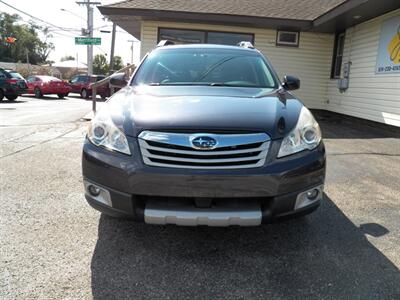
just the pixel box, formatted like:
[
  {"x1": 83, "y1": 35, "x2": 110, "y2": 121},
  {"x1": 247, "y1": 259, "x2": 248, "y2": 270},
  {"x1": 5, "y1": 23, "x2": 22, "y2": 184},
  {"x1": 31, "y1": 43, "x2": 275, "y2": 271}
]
[
  {"x1": 128, "y1": 40, "x2": 137, "y2": 64},
  {"x1": 26, "y1": 49, "x2": 30, "y2": 75},
  {"x1": 109, "y1": 23, "x2": 117, "y2": 74},
  {"x1": 76, "y1": 0, "x2": 100, "y2": 75}
]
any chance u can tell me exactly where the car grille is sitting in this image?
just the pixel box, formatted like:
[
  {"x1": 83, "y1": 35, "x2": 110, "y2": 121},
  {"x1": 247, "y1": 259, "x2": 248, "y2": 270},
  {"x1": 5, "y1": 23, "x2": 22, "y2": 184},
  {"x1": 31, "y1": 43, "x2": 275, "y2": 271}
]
[{"x1": 138, "y1": 131, "x2": 270, "y2": 169}]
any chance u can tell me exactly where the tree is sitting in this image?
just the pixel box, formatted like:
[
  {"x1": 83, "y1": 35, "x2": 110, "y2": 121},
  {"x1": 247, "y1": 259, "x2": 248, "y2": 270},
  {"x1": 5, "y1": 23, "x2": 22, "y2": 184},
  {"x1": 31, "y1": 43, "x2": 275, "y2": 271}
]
[
  {"x1": 60, "y1": 55, "x2": 75, "y2": 62},
  {"x1": 0, "y1": 13, "x2": 54, "y2": 64},
  {"x1": 93, "y1": 54, "x2": 109, "y2": 75},
  {"x1": 112, "y1": 56, "x2": 124, "y2": 71}
]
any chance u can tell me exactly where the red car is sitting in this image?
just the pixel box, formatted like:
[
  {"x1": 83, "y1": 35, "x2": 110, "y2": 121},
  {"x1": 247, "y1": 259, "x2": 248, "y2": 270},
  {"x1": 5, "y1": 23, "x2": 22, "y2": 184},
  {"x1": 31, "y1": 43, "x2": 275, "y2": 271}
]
[
  {"x1": 26, "y1": 76, "x2": 71, "y2": 98},
  {"x1": 68, "y1": 74, "x2": 110, "y2": 99}
]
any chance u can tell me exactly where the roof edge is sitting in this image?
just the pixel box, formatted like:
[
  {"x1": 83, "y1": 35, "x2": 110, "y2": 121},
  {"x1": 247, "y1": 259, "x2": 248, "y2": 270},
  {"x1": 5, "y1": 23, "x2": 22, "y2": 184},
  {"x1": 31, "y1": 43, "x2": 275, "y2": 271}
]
[
  {"x1": 98, "y1": 6, "x2": 313, "y2": 30},
  {"x1": 313, "y1": 0, "x2": 369, "y2": 26}
]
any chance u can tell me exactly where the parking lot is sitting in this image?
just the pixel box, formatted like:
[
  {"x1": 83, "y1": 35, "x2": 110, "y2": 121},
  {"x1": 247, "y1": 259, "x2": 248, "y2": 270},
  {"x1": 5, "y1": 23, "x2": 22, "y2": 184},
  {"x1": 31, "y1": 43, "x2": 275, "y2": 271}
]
[{"x1": 1, "y1": 96, "x2": 399, "y2": 299}]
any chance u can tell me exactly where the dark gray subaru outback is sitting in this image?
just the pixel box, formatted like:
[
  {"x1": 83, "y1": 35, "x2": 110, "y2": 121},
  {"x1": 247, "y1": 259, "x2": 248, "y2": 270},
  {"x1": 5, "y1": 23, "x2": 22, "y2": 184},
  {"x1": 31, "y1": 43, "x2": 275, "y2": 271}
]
[{"x1": 82, "y1": 42, "x2": 326, "y2": 226}]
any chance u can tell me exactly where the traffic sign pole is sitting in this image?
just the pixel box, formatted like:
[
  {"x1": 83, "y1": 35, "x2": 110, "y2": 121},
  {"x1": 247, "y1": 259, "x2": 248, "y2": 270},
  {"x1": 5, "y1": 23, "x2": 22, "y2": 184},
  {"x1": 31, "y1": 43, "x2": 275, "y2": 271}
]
[{"x1": 76, "y1": 0, "x2": 101, "y2": 75}]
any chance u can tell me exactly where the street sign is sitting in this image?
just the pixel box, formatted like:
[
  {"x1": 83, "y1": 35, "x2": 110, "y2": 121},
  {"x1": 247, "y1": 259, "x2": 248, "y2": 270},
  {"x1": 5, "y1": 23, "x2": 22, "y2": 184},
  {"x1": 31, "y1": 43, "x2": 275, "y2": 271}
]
[{"x1": 75, "y1": 37, "x2": 101, "y2": 45}]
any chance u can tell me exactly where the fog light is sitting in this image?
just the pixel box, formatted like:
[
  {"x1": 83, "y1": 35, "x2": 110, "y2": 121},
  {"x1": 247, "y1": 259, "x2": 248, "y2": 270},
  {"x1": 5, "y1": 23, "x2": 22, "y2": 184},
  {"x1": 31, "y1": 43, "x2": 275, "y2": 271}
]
[
  {"x1": 88, "y1": 185, "x2": 101, "y2": 196},
  {"x1": 294, "y1": 185, "x2": 324, "y2": 210},
  {"x1": 83, "y1": 180, "x2": 113, "y2": 207},
  {"x1": 306, "y1": 189, "x2": 319, "y2": 200}
]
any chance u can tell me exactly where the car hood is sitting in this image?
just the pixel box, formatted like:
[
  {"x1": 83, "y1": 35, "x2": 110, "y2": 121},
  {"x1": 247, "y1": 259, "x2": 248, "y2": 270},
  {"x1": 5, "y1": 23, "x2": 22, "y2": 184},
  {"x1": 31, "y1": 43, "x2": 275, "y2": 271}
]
[{"x1": 106, "y1": 86, "x2": 303, "y2": 139}]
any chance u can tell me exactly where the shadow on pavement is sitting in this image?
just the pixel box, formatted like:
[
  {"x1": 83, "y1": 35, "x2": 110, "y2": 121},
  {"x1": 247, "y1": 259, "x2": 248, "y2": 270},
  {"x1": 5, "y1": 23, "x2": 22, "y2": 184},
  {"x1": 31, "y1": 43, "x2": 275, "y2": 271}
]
[
  {"x1": 23, "y1": 95, "x2": 68, "y2": 100},
  {"x1": 0, "y1": 99, "x2": 27, "y2": 104},
  {"x1": 313, "y1": 110, "x2": 400, "y2": 139},
  {"x1": 90, "y1": 194, "x2": 400, "y2": 299},
  {"x1": 67, "y1": 95, "x2": 107, "y2": 101}
]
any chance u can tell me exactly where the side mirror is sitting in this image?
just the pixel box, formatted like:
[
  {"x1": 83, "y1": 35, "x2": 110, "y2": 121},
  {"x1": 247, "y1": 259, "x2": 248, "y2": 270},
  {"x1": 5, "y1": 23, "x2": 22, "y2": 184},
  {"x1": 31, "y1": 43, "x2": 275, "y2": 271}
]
[
  {"x1": 282, "y1": 75, "x2": 300, "y2": 91},
  {"x1": 110, "y1": 72, "x2": 128, "y2": 88}
]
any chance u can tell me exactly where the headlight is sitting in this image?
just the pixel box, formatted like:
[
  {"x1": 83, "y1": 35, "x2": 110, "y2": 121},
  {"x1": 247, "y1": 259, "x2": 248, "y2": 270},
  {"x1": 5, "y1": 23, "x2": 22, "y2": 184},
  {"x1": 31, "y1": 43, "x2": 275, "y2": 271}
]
[
  {"x1": 87, "y1": 110, "x2": 131, "y2": 155},
  {"x1": 278, "y1": 106, "x2": 321, "y2": 158}
]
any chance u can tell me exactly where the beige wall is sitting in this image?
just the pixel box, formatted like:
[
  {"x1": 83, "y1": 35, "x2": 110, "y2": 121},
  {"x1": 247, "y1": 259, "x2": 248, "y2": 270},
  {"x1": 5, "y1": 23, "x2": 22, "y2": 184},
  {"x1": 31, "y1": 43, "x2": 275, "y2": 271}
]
[
  {"x1": 140, "y1": 21, "x2": 334, "y2": 109},
  {"x1": 326, "y1": 9, "x2": 400, "y2": 126}
]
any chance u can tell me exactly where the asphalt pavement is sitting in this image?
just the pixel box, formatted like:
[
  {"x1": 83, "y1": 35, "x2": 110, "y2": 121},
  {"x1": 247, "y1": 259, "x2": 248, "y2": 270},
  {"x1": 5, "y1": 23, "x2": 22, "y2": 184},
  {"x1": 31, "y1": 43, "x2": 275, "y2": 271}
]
[{"x1": 0, "y1": 96, "x2": 399, "y2": 299}]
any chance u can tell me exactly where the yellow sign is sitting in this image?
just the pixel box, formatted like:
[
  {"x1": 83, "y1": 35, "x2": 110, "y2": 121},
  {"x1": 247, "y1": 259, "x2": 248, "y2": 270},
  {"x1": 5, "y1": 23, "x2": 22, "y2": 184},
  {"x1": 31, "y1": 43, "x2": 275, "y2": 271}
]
[
  {"x1": 388, "y1": 25, "x2": 400, "y2": 64},
  {"x1": 376, "y1": 17, "x2": 400, "y2": 74}
]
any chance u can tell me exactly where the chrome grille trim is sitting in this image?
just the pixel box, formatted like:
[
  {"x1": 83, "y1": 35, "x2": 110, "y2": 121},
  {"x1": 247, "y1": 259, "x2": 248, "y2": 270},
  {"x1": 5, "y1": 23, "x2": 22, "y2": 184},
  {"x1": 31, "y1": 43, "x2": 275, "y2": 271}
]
[{"x1": 138, "y1": 131, "x2": 270, "y2": 170}]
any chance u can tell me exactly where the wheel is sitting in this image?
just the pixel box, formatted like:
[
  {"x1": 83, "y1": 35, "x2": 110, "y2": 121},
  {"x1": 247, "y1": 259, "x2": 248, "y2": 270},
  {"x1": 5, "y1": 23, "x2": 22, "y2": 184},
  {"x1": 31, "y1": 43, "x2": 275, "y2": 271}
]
[
  {"x1": 57, "y1": 94, "x2": 65, "y2": 99},
  {"x1": 5, "y1": 95, "x2": 18, "y2": 101},
  {"x1": 64, "y1": 93, "x2": 69, "y2": 97},
  {"x1": 0, "y1": 89, "x2": 4, "y2": 101},
  {"x1": 34, "y1": 87, "x2": 42, "y2": 98},
  {"x1": 80, "y1": 88, "x2": 89, "y2": 99}
]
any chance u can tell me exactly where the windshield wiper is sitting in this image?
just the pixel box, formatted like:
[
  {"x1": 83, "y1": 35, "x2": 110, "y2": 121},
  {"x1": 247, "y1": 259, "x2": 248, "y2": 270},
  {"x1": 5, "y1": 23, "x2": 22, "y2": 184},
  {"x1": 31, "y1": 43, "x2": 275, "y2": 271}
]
[
  {"x1": 147, "y1": 82, "x2": 209, "y2": 86},
  {"x1": 208, "y1": 83, "x2": 266, "y2": 88},
  {"x1": 208, "y1": 82, "x2": 233, "y2": 86},
  {"x1": 195, "y1": 56, "x2": 239, "y2": 81}
]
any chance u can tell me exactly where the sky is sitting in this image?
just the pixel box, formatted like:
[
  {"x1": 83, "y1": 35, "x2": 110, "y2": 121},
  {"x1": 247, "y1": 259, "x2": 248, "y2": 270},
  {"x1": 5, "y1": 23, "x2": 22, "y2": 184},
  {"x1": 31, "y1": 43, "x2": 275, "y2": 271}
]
[{"x1": 0, "y1": 0, "x2": 141, "y2": 66}]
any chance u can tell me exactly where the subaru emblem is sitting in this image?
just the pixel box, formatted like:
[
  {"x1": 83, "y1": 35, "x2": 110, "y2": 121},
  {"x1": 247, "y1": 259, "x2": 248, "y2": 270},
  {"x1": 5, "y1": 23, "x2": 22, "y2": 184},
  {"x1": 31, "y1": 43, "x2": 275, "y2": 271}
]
[{"x1": 191, "y1": 136, "x2": 218, "y2": 150}]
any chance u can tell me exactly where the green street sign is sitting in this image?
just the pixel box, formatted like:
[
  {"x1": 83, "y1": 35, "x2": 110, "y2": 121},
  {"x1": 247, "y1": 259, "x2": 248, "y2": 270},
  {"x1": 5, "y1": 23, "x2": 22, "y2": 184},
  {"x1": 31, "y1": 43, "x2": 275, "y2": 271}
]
[{"x1": 75, "y1": 37, "x2": 101, "y2": 45}]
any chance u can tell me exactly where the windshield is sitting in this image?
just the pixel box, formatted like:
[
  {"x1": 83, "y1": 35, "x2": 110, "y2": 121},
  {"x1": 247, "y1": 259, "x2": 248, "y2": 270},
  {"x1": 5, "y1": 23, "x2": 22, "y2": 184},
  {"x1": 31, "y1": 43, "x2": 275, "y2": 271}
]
[
  {"x1": 133, "y1": 48, "x2": 278, "y2": 88},
  {"x1": 39, "y1": 76, "x2": 61, "y2": 82}
]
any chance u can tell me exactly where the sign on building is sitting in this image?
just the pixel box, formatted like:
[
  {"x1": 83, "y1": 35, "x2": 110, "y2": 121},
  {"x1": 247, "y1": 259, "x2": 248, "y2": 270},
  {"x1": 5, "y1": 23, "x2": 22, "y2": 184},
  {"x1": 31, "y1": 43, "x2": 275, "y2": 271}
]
[
  {"x1": 376, "y1": 16, "x2": 400, "y2": 74},
  {"x1": 75, "y1": 37, "x2": 101, "y2": 45}
]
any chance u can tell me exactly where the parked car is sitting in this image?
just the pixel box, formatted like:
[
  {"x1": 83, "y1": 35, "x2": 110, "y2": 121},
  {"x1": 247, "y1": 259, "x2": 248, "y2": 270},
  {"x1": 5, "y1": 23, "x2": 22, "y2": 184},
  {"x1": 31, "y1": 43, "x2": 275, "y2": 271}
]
[
  {"x1": 25, "y1": 75, "x2": 71, "y2": 99},
  {"x1": 69, "y1": 74, "x2": 111, "y2": 99},
  {"x1": 0, "y1": 68, "x2": 27, "y2": 101},
  {"x1": 82, "y1": 42, "x2": 326, "y2": 226}
]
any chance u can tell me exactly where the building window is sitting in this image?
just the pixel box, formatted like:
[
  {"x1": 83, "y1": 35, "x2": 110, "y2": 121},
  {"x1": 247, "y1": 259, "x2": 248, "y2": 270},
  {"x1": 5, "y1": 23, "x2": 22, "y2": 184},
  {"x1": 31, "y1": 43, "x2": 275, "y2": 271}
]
[
  {"x1": 276, "y1": 30, "x2": 299, "y2": 47},
  {"x1": 331, "y1": 32, "x2": 345, "y2": 79},
  {"x1": 158, "y1": 28, "x2": 254, "y2": 46},
  {"x1": 207, "y1": 32, "x2": 254, "y2": 45},
  {"x1": 158, "y1": 29, "x2": 205, "y2": 44}
]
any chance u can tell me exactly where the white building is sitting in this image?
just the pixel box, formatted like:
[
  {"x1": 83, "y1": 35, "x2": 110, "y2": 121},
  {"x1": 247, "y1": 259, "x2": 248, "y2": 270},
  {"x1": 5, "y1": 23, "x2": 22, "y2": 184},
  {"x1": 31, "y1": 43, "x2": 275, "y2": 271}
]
[{"x1": 99, "y1": 0, "x2": 400, "y2": 126}]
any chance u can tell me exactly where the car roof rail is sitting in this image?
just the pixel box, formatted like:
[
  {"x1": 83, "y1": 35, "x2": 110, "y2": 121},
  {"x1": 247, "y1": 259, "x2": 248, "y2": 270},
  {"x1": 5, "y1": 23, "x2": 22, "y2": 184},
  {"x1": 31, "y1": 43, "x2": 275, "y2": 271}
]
[
  {"x1": 237, "y1": 41, "x2": 254, "y2": 49},
  {"x1": 157, "y1": 40, "x2": 175, "y2": 47}
]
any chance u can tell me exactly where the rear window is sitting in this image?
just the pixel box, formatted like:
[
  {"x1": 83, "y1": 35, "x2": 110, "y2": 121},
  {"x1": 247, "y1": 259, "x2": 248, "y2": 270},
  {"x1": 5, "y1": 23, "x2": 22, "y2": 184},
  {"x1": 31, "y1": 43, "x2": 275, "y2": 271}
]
[
  {"x1": 133, "y1": 48, "x2": 278, "y2": 88},
  {"x1": 9, "y1": 72, "x2": 24, "y2": 79}
]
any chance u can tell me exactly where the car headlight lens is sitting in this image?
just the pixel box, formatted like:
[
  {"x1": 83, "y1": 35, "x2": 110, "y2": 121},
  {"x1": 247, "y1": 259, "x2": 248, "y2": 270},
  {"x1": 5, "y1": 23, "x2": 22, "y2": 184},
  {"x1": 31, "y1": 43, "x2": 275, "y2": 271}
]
[
  {"x1": 87, "y1": 110, "x2": 131, "y2": 155},
  {"x1": 278, "y1": 106, "x2": 321, "y2": 158}
]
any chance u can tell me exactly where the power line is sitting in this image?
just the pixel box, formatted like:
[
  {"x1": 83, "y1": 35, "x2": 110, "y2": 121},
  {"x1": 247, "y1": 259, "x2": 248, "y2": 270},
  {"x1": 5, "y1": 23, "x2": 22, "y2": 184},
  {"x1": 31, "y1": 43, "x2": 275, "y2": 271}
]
[
  {"x1": 3, "y1": 16, "x2": 77, "y2": 38},
  {"x1": 1, "y1": 0, "x2": 112, "y2": 63},
  {"x1": 0, "y1": 0, "x2": 80, "y2": 36}
]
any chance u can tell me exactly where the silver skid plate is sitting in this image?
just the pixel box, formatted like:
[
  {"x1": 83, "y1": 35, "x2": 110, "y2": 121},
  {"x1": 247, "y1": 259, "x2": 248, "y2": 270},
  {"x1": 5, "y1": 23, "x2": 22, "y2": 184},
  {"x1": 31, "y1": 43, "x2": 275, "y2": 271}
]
[{"x1": 144, "y1": 200, "x2": 262, "y2": 227}]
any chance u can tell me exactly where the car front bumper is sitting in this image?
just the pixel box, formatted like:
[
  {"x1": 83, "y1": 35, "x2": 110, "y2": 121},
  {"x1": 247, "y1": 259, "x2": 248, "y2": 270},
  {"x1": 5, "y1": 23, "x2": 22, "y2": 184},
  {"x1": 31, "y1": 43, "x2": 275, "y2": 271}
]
[{"x1": 82, "y1": 138, "x2": 326, "y2": 226}]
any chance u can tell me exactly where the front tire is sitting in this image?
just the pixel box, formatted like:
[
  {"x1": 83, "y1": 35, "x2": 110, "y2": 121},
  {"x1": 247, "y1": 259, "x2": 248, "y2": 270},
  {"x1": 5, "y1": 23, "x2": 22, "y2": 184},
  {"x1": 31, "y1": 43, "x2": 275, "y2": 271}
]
[
  {"x1": 57, "y1": 94, "x2": 65, "y2": 99},
  {"x1": 0, "y1": 90, "x2": 4, "y2": 101},
  {"x1": 80, "y1": 88, "x2": 89, "y2": 99},
  {"x1": 34, "y1": 87, "x2": 42, "y2": 98},
  {"x1": 5, "y1": 95, "x2": 18, "y2": 101}
]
